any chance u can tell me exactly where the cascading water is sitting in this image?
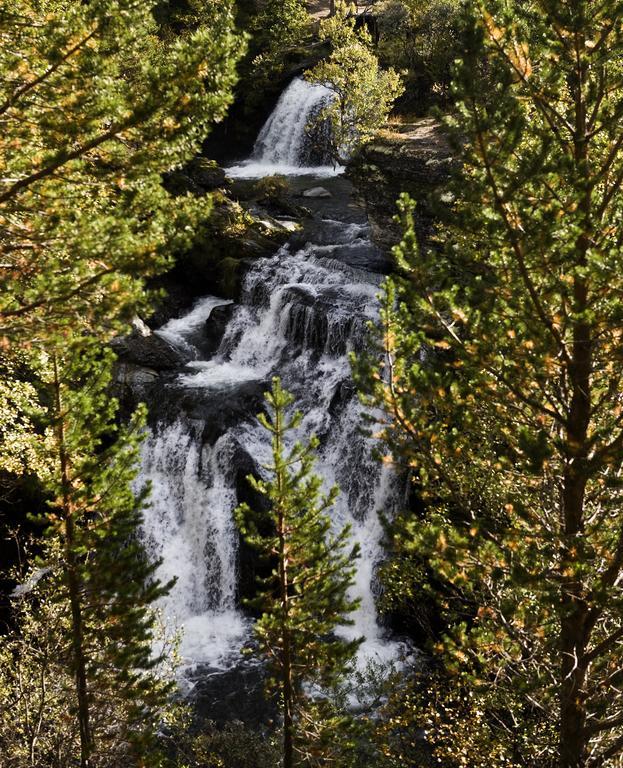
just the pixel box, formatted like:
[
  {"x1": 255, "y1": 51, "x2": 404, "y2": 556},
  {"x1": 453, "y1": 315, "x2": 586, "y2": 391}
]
[
  {"x1": 138, "y1": 79, "x2": 407, "y2": 686},
  {"x1": 227, "y1": 77, "x2": 342, "y2": 179},
  {"x1": 140, "y1": 424, "x2": 250, "y2": 668}
]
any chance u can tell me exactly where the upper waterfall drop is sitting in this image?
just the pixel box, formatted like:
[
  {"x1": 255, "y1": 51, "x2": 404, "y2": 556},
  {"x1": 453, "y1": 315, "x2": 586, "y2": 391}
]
[{"x1": 227, "y1": 77, "x2": 342, "y2": 178}]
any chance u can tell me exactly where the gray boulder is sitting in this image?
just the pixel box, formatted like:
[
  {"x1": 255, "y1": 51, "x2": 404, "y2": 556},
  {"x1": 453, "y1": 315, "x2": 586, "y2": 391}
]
[{"x1": 302, "y1": 186, "x2": 332, "y2": 198}]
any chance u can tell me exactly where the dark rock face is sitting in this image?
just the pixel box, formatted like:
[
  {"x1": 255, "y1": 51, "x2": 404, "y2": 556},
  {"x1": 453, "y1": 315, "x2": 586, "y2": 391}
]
[
  {"x1": 148, "y1": 280, "x2": 198, "y2": 330},
  {"x1": 113, "y1": 362, "x2": 162, "y2": 422},
  {"x1": 147, "y1": 197, "x2": 292, "y2": 327},
  {"x1": 347, "y1": 118, "x2": 454, "y2": 254},
  {"x1": 190, "y1": 661, "x2": 274, "y2": 727},
  {"x1": 142, "y1": 379, "x2": 267, "y2": 440},
  {"x1": 279, "y1": 284, "x2": 368, "y2": 357},
  {"x1": 165, "y1": 158, "x2": 229, "y2": 198},
  {"x1": 230, "y1": 178, "x2": 312, "y2": 222},
  {"x1": 200, "y1": 304, "x2": 236, "y2": 359},
  {"x1": 112, "y1": 329, "x2": 191, "y2": 370},
  {"x1": 234, "y1": 447, "x2": 273, "y2": 607},
  {"x1": 186, "y1": 157, "x2": 228, "y2": 191}
]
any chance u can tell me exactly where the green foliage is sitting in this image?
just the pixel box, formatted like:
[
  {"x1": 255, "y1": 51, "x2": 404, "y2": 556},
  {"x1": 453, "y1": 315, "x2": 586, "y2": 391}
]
[
  {"x1": 236, "y1": 378, "x2": 361, "y2": 767},
  {"x1": 170, "y1": 720, "x2": 280, "y2": 768},
  {"x1": 373, "y1": 670, "x2": 548, "y2": 768},
  {"x1": 377, "y1": 0, "x2": 461, "y2": 102},
  {"x1": 250, "y1": 0, "x2": 310, "y2": 56},
  {"x1": 0, "y1": 537, "x2": 177, "y2": 768},
  {"x1": 358, "y1": 0, "x2": 623, "y2": 768},
  {"x1": 155, "y1": 0, "x2": 225, "y2": 37},
  {"x1": 305, "y1": 2, "x2": 404, "y2": 162},
  {"x1": 0, "y1": 0, "x2": 243, "y2": 344},
  {"x1": 0, "y1": 572, "x2": 78, "y2": 768},
  {"x1": 248, "y1": 0, "x2": 311, "y2": 87},
  {"x1": 0, "y1": 354, "x2": 49, "y2": 477},
  {"x1": 357, "y1": 2, "x2": 623, "y2": 765},
  {"x1": 26, "y1": 338, "x2": 174, "y2": 766}
]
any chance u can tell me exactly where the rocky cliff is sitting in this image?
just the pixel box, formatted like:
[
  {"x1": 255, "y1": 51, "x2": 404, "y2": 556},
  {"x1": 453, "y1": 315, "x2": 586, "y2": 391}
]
[{"x1": 348, "y1": 117, "x2": 454, "y2": 255}]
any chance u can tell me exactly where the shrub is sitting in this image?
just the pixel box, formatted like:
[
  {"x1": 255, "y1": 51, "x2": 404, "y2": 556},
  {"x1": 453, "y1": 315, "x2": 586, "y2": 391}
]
[
  {"x1": 305, "y1": 2, "x2": 404, "y2": 162},
  {"x1": 377, "y1": 0, "x2": 461, "y2": 104}
]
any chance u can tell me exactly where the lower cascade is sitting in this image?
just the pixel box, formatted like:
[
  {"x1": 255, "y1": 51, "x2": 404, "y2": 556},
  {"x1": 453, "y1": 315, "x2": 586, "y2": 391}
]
[{"x1": 138, "y1": 80, "x2": 408, "y2": 689}]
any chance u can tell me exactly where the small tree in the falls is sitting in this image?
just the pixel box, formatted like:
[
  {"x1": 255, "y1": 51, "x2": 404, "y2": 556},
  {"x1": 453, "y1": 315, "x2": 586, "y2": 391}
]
[
  {"x1": 305, "y1": 2, "x2": 404, "y2": 163},
  {"x1": 236, "y1": 378, "x2": 361, "y2": 768},
  {"x1": 0, "y1": 338, "x2": 175, "y2": 768},
  {"x1": 356, "y1": 1, "x2": 623, "y2": 766}
]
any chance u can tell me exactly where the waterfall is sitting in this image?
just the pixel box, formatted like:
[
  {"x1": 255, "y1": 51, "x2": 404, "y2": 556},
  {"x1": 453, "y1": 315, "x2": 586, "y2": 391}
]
[
  {"x1": 138, "y1": 83, "x2": 407, "y2": 682},
  {"x1": 227, "y1": 78, "x2": 342, "y2": 179},
  {"x1": 139, "y1": 233, "x2": 405, "y2": 675},
  {"x1": 140, "y1": 422, "x2": 249, "y2": 669}
]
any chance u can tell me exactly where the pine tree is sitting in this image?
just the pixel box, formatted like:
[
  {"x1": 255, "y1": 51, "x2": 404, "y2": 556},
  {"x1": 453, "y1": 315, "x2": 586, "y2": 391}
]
[
  {"x1": 236, "y1": 378, "x2": 361, "y2": 768},
  {"x1": 0, "y1": 5, "x2": 243, "y2": 758},
  {"x1": 0, "y1": 0, "x2": 242, "y2": 344},
  {"x1": 357, "y1": 1, "x2": 623, "y2": 766},
  {"x1": 31, "y1": 337, "x2": 175, "y2": 768}
]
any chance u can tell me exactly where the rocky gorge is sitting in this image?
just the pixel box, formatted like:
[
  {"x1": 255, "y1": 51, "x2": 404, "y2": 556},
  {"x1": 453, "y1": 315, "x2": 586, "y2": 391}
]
[{"x1": 112, "y1": 76, "x2": 451, "y2": 725}]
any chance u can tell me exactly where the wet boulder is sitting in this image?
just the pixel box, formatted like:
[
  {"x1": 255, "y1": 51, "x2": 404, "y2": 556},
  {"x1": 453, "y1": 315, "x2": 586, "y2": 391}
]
[
  {"x1": 200, "y1": 303, "x2": 236, "y2": 359},
  {"x1": 112, "y1": 326, "x2": 191, "y2": 370},
  {"x1": 186, "y1": 157, "x2": 228, "y2": 192},
  {"x1": 112, "y1": 362, "x2": 161, "y2": 420}
]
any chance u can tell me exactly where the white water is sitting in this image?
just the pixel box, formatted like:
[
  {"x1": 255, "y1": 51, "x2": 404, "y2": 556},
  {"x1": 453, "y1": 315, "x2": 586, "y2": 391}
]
[
  {"x1": 138, "y1": 80, "x2": 407, "y2": 679},
  {"x1": 140, "y1": 421, "x2": 250, "y2": 669},
  {"x1": 227, "y1": 78, "x2": 343, "y2": 179},
  {"x1": 155, "y1": 296, "x2": 233, "y2": 359},
  {"x1": 139, "y1": 235, "x2": 406, "y2": 674}
]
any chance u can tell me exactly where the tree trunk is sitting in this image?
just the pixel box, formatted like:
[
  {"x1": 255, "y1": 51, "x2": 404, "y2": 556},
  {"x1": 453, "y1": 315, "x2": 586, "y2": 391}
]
[
  {"x1": 281, "y1": 555, "x2": 294, "y2": 768},
  {"x1": 559, "y1": 471, "x2": 589, "y2": 768},
  {"x1": 53, "y1": 356, "x2": 92, "y2": 768},
  {"x1": 559, "y1": 301, "x2": 591, "y2": 768},
  {"x1": 559, "y1": 32, "x2": 592, "y2": 768},
  {"x1": 65, "y1": 519, "x2": 92, "y2": 768},
  {"x1": 559, "y1": 469, "x2": 589, "y2": 768},
  {"x1": 275, "y1": 408, "x2": 294, "y2": 768}
]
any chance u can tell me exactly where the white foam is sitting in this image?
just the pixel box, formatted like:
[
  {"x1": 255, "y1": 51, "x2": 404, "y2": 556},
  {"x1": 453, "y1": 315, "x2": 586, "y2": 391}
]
[
  {"x1": 226, "y1": 162, "x2": 343, "y2": 180},
  {"x1": 139, "y1": 425, "x2": 251, "y2": 669},
  {"x1": 178, "y1": 611, "x2": 251, "y2": 669},
  {"x1": 155, "y1": 296, "x2": 232, "y2": 355},
  {"x1": 180, "y1": 361, "x2": 260, "y2": 388}
]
